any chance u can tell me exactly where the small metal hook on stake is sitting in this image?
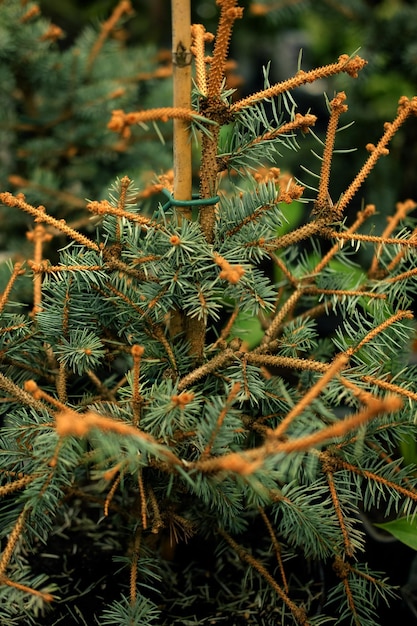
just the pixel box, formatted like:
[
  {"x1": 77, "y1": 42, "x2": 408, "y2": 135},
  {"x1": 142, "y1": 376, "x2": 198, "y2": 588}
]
[{"x1": 172, "y1": 41, "x2": 192, "y2": 68}]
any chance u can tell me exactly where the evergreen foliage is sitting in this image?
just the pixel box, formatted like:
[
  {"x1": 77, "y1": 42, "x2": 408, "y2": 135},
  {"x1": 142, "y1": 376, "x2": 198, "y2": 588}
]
[
  {"x1": 0, "y1": 0, "x2": 173, "y2": 255},
  {"x1": 1, "y1": 1, "x2": 417, "y2": 624}
]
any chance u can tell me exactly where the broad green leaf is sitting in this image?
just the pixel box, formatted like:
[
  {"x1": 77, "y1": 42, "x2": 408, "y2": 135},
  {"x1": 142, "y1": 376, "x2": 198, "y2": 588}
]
[
  {"x1": 399, "y1": 434, "x2": 417, "y2": 467},
  {"x1": 276, "y1": 201, "x2": 304, "y2": 237},
  {"x1": 374, "y1": 517, "x2": 417, "y2": 551},
  {"x1": 230, "y1": 310, "x2": 264, "y2": 348}
]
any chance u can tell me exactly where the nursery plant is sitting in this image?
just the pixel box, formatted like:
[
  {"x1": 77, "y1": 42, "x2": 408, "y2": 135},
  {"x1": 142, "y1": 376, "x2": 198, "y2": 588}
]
[{"x1": 1, "y1": 0, "x2": 417, "y2": 624}]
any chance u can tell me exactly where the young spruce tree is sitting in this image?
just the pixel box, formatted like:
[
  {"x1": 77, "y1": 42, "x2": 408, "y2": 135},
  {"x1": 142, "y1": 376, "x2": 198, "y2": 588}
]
[{"x1": 1, "y1": 1, "x2": 417, "y2": 624}]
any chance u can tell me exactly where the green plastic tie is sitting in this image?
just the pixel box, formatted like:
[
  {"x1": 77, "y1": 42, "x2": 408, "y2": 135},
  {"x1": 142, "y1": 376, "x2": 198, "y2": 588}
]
[{"x1": 160, "y1": 188, "x2": 220, "y2": 213}]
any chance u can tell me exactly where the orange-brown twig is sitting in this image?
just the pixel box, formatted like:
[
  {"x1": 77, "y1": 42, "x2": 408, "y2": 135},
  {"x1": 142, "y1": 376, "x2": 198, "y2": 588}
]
[
  {"x1": 0, "y1": 193, "x2": 99, "y2": 251},
  {"x1": 177, "y1": 346, "x2": 236, "y2": 391},
  {"x1": 86, "y1": 0, "x2": 134, "y2": 73},
  {"x1": 336, "y1": 97, "x2": 417, "y2": 214},
  {"x1": 202, "y1": 382, "x2": 240, "y2": 456},
  {"x1": 55, "y1": 408, "x2": 182, "y2": 468},
  {"x1": 87, "y1": 199, "x2": 162, "y2": 231},
  {"x1": 231, "y1": 55, "x2": 367, "y2": 113},
  {"x1": 0, "y1": 263, "x2": 25, "y2": 315},
  {"x1": 270, "y1": 395, "x2": 402, "y2": 454},
  {"x1": 313, "y1": 92, "x2": 348, "y2": 220},
  {"x1": 104, "y1": 472, "x2": 122, "y2": 517},
  {"x1": 191, "y1": 24, "x2": 214, "y2": 96},
  {"x1": 258, "y1": 506, "x2": 289, "y2": 593},
  {"x1": 0, "y1": 509, "x2": 28, "y2": 577},
  {"x1": 130, "y1": 525, "x2": 142, "y2": 604},
  {"x1": 346, "y1": 309, "x2": 414, "y2": 356},
  {"x1": 369, "y1": 199, "x2": 417, "y2": 277},
  {"x1": 323, "y1": 463, "x2": 354, "y2": 557},
  {"x1": 218, "y1": 528, "x2": 310, "y2": 625},
  {"x1": 207, "y1": 0, "x2": 244, "y2": 99},
  {"x1": 131, "y1": 345, "x2": 145, "y2": 427},
  {"x1": 312, "y1": 204, "x2": 376, "y2": 275},
  {"x1": 272, "y1": 353, "x2": 349, "y2": 439},
  {"x1": 108, "y1": 107, "x2": 209, "y2": 139},
  {"x1": 333, "y1": 456, "x2": 417, "y2": 502}
]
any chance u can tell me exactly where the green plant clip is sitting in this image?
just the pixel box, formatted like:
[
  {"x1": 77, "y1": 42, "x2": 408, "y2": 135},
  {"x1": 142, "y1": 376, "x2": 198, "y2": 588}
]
[{"x1": 160, "y1": 188, "x2": 220, "y2": 213}]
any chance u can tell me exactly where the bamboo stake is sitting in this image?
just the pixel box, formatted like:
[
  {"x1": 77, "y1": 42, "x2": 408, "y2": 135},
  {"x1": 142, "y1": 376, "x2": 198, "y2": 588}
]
[
  {"x1": 171, "y1": 0, "x2": 207, "y2": 361},
  {"x1": 171, "y1": 0, "x2": 192, "y2": 219}
]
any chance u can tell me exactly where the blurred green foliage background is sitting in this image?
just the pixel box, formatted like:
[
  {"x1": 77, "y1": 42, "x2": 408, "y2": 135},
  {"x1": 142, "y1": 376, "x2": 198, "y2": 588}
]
[{"x1": 38, "y1": 0, "x2": 417, "y2": 211}]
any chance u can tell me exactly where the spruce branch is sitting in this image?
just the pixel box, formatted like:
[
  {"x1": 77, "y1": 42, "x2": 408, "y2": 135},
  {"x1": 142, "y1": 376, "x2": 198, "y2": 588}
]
[
  {"x1": 225, "y1": 181, "x2": 304, "y2": 238},
  {"x1": 20, "y1": 5, "x2": 41, "y2": 24},
  {"x1": 345, "y1": 309, "x2": 414, "y2": 356},
  {"x1": 259, "y1": 289, "x2": 304, "y2": 347},
  {"x1": 194, "y1": 4, "x2": 245, "y2": 243},
  {"x1": 0, "y1": 262, "x2": 25, "y2": 315},
  {"x1": 384, "y1": 256, "x2": 417, "y2": 284},
  {"x1": 0, "y1": 576, "x2": 54, "y2": 604},
  {"x1": 332, "y1": 557, "x2": 362, "y2": 625},
  {"x1": 336, "y1": 96, "x2": 417, "y2": 214},
  {"x1": 0, "y1": 372, "x2": 48, "y2": 412},
  {"x1": 325, "y1": 469, "x2": 355, "y2": 557},
  {"x1": 55, "y1": 408, "x2": 183, "y2": 468},
  {"x1": 369, "y1": 199, "x2": 417, "y2": 277},
  {"x1": 262, "y1": 112, "x2": 318, "y2": 140},
  {"x1": 305, "y1": 286, "x2": 386, "y2": 300},
  {"x1": 313, "y1": 91, "x2": 348, "y2": 220},
  {"x1": 218, "y1": 528, "x2": 310, "y2": 625},
  {"x1": 86, "y1": 369, "x2": 117, "y2": 403},
  {"x1": 129, "y1": 526, "x2": 142, "y2": 605},
  {"x1": 218, "y1": 113, "x2": 318, "y2": 173},
  {"x1": 107, "y1": 107, "x2": 212, "y2": 139},
  {"x1": 312, "y1": 203, "x2": 376, "y2": 275},
  {"x1": 247, "y1": 353, "x2": 329, "y2": 374},
  {"x1": 87, "y1": 198, "x2": 163, "y2": 231},
  {"x1": 0, "y1": 475, "x2": 38, "y2": 498},
  {"x1": 333, "y1": 456, "x2": 417, "y2": 503},
  {"x1": 360, "y1": 375, "x2": 417, "y2": 403},
  {"x1": 0, "y1": 509, "x2": 29, "y2": 579},
  {"x1": 137, "y1": 470, "x2": 148, "y2": 530},
  {"x1": 268, "y1": 394, "x2": 403, "y2": 454},
  {"x1": 26, "y1": 224, "x2": 53, "y2": 315},
  {"x1": 325, "y1": 229, "x2": 417, "y2": 249},
  {"x1": 261, "y1": 219, "x2": 323, "y2": 252},
  {"x1": 0, "y1": 193, "x2": 100, "y2": 251},
  {"x1": 24, "y1": 379, "x2": 77, "y2": 413},
  {"x1": 201, "y1": 381, "x2": 241, "y2": 456},
  {"x1": 177, "y1": 346, "x2": 236, "y2": 390},
  {"x1": 56, "y1": 362, "x2": 68, "y2": 405},
  {"x1": 191, "y1": 24, "x2": 213, "y2": 96},
  {"x1": 211, "y1": 305, "x2": 240, "y2": 347},
  {"x1": 199, "y1": 127, "x2": 221, "y2": 243},
  {"x1": 86, "y1": 0, "x2": 134, "y2": 74},
  {"x1": 104, "y1": 472, "x2": 123, "y2": 518},
  {"x1": 231, "y1": 54, "x2": 367, "y2": 113},
  {"x1": 272, "y1": 352, "x2": 350, "y2": 439},
  {"x1": 206, "y1": 0, "x2": 244, "y2": 99},
  {"x1": 258, "y1": 505, "x2": 289, "y2": 593},
  {"x1": 193, "y1": 395, "x2": 403, "y2": 475},
  {"x1": 131, "y1": 344, "x2": 145, "y2": 427}
]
